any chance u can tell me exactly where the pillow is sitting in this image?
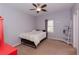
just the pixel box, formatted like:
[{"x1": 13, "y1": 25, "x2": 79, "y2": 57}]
[{"x1": 36, "y1": 29, "x2": 40, "y2": 31}]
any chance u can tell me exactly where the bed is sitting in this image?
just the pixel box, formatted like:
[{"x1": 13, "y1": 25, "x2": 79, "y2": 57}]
[{"x1": 19, "y1": 30, "x2": 47, "y2": 48}]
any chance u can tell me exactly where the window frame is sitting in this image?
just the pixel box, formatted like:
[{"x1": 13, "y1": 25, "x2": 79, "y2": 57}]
[{"x1": 47, "y1": 20, "x2": 54, "y2": 33}]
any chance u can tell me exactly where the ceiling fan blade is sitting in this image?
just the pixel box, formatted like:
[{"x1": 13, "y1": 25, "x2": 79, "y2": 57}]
[
  {"x1": 32, "y1": 3, "x2": 37, "y2": 8},
  {"x1": 42, "y1": 9, "x2": 47, "y2": 12},
  {"x1": 37, "y1": 3, "x2": 40, "y2": 6},
  {"x1": 30, "y1": 9, "x2": 35, "y2": 10},
  {"x1": 41, "y1": 4, "x2": 47, "y2": 8}
]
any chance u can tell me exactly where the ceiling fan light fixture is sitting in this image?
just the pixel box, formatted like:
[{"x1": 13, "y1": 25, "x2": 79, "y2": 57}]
[
  {"x1": 30, "y1": 3, "x2": 47, "y2": 13},
  {"x1": 36, "y1": 7, "x2": 41, "y2": 11}
]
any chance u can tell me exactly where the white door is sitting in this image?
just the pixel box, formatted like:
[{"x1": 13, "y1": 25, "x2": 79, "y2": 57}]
[{"x1": 73, "y1": 9, "x2": 79, "y2": 54}]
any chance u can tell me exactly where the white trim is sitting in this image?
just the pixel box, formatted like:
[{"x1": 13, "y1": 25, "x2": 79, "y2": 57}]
[
  {"x1": 48, "y1": 37, "x2": 72, "y2": 45},
  {"x1": 12, "y1": 42, "x2": 21, "y2": 47},
  {"x1": 48, "y1": 36, "x2": 63, "y2": 41}
]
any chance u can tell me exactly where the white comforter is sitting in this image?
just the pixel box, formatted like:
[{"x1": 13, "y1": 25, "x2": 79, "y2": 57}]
[{"x1": 19, "y1": 31, "x2": 46, "y2": 46}]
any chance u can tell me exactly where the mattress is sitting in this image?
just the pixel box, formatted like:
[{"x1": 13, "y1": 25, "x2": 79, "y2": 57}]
[{"x1": 19, "y1": 30, "x2": 46, "y2": 46}]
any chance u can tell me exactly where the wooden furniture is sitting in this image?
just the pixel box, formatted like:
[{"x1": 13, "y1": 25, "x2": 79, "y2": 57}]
[{"x1": 0, "y1": 16, "x2": 17, "y2": 55}]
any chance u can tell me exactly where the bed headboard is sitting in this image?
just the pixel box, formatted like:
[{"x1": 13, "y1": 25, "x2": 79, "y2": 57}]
[
  {"x1": 42, "y1": 30, "x2": 46, "y2": 32},
  {"x1": 45, "y1": 19, "x2": 48, "y2": 39},
  {"x1": 35, "y1": 19, "x2": 48, "y2": 39},
  {"x1": 36, "y1": 29, "x2": 46, "y2": 32}
]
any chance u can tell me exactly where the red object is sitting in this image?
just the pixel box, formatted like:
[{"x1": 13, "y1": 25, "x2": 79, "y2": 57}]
[
  {"x1": 0, "y1": 16, "x2": 4, "y2": 46},
  {"x1": 0, "y1": 16, "x2": 17, "y2": 55},
  {"x1": 0, "y1": 43, "x2": 17, "y2": 55}
]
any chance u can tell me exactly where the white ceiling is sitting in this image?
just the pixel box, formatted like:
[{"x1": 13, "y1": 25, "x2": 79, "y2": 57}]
[{"x1": 1, "y1": 3, "x2": 74, "y2": 16}]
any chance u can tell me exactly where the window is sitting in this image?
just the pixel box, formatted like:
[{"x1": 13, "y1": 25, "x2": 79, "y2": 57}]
[{"x1": 47, "y1": 20, "x2": 54, "y2": 32}]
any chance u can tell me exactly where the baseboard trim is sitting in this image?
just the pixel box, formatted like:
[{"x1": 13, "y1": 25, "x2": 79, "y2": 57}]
[
  {"x1": 12, "y1": 42, "x2": 21, "y2": 47},
  {"x1": 48, "y1": 37, "x2": 73, "y2": 45}
]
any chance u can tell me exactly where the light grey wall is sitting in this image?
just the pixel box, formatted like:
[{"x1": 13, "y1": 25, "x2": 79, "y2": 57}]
[
  {"x1": 0, "y1": 4, "x2": 73, "y2": 47},
  {"x1": 78, "y1": 4, "x2": 79, "y2": 55},
  {"x1": 35, "y1": 9, "x2": 72, "y2": 41},
  {"x1": 0, "y1": 5, "x2": 36, "y2": 46}
]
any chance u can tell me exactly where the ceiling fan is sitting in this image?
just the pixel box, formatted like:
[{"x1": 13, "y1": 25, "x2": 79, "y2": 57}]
[{"x1": 30, "y1": 3, "x2": 47, "y2": 13}]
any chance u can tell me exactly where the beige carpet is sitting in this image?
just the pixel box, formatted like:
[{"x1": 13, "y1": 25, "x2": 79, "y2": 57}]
[{"x1": 16, "y1": 39, "x2": 76, "y2": 55}]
